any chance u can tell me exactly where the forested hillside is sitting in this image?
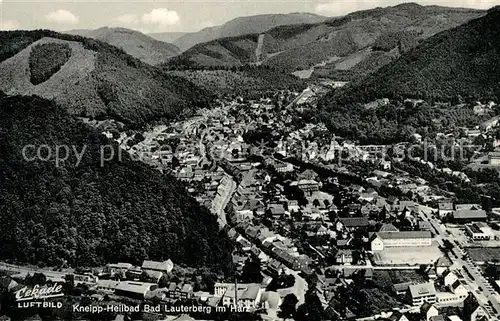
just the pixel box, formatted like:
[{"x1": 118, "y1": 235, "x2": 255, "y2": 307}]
[
  {"x1": 166, "y1": 66, "x2": 306, "y2": 98},
  {"x1": 172, "y1": 12, "x2": 327, "y2": 51},
  {"x1": 0, "y1": 30, "x2": 212, "y2": 128},
  {"x1": 321, "y1": 6, "x2": 500, "y2": 104},
  {"x1": 67, "y1": 27, "x2": 180, "y2": 65},
  {"x1": 169, "y1": 4, "x2": 483, "y2": 78},
  {"x1": 312, "y1": 7, "x2": 500, "y2": 144},
  {"x1": 314, "y1": 100, "x2": 493, "y2": 145},
  {"x1": 0, "y1": 95, "x2": 232, "y2": 271}
]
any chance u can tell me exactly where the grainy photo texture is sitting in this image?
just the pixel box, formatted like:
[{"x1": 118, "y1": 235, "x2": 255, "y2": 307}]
[{"x1": 1, "y1": 0, "x2": 500, "y2": 320}]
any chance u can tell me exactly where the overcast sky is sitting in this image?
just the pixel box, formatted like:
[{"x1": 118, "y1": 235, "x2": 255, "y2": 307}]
[{"x1": 0, "y1": 0, "x2": 499, "y2": 33}]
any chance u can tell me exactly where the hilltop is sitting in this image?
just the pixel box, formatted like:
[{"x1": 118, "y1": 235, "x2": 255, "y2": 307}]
[
  {"x1": 67, "y1": 27, "x2": 180, "y2": 65},
  {"x1": 0, "y1": 94, "x2": 232, "y2": 270},
  {"x1": 169, "y1": 3, "x2": 483, "y2": 79},
  {"x1": 323, "y1": 6, "x2": 500, "y2": 104},
  {"x1": 147, "y1": 31, "x2": 187, "y2": 44},
  {"x1": 172, "y1": 12, "x2": 327, "y2": 51},
  {"x1": 0, "y1": 30, "x2": 211, "y2": 128}
]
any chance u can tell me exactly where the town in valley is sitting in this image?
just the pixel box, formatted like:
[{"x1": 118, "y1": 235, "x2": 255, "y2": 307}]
[{"x1": 2, "y1": 1, "x2": 500, "y2": 321}]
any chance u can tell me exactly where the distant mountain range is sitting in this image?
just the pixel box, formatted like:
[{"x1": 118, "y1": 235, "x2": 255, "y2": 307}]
[
  {"x1": 147, "y1": 32, "x2": 187, "y2": 44},
  {"x1": 168, "y1": 3, "x2": 483, "y2": 81},
  {"x1": 0, "y1": 30, "x2": 210, "y2": 128},
  {"x1": 67, "y1": 27, "x2": 180, "y2": 65},
  {"x1": 324, "y1": 6, "x2": 500, "y2": 103},
  {"x1": 171, "y1": 12, "x2": 328, "y2": 51}
]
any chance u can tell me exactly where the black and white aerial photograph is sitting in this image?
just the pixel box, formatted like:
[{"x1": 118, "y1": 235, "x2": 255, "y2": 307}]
[{"x1": 1, "y1": 0, "x2": 500, "y2": 320}]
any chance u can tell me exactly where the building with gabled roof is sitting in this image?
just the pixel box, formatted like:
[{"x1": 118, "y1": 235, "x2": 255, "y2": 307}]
[
  {"x1": 421, "y1": 302, "x2": 439, "y2": 321},
  {"x1": 142, "y1": 259, "x2": 174, "y2": 274},
  {"x1": 379, "y1": 223, "x2": 399, "y2": 232},
  {"x1": 452, "y1": 205, "x2": 487, "y2": 223},
  {"x1": 371, "y1": 231, "x2": 432, "y2": 251},
  {"x1": 435, "y1": 256, "x2": 452, "y2": 276}
]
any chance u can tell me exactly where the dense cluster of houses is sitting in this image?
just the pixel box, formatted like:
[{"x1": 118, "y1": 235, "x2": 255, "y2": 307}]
[{"x1": 101, "y1": 93, "x2": 500, "y2": 321}]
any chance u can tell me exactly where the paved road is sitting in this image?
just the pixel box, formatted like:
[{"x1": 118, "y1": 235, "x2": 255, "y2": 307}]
[
  {"x1": 277, "y1": 268, "x2": 308, "y2": 306},
  {"x1": 418, "y1": 206, "x2": 500, "y2": 319},
  {"x1": 0, "y1": 262, "x2": 70, "y2": 281},
  {"x1": 211, "y1": 175, "x2": 237, "y2": 227}
]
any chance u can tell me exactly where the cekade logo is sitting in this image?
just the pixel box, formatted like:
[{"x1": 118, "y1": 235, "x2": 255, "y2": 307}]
[{"x1": 15, "y1": 284, "x2": 64, "y2": 301}]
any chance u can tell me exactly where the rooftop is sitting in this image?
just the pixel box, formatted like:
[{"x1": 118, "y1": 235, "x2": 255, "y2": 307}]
[
  {"x1": 453, "y1": 209, "x2": 487, "y2": 220},
  {"x1": 116, "y1": 281, "x2": 156, "y2": 294},
  {"x1": 221, "y1": 283, "x2": 261, "y2": 300},
  {"x1": 339, "y1": 217, "x2": 370, "y2": 227},
  {"x1": 408, "y1": 282, "x2": 436, "y2": 298},
  {"x1": 142, "y1": 259, "x2": 174, "y2": 272},
  {"x1": 376, "y1": 231, "x2": 432, "y2": 240}
]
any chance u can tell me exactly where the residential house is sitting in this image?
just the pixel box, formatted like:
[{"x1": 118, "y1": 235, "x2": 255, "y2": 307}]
[
  {"x1": 488, "y1": 152, "x2": 500, "y2": 166},
  {"x1": 266, "y1": 259, "x2": 285, "y2": 277},
  {"x1": 338, "y1": 217, "x2": 370, "y2": 230},
  {"x1": 274, "y1": 162, "x2": 294, "y2": 173},
  {"x1": 96, "y1": 280, "x2": 120, "y2": 294},
  {"x1": 180, "y1": 284, "x2": 194, "y2": 300},
  {"x1": 266, "y1": 204, "x2": 289, "y2": 219},
  {"x1": 336, "y1": 250, "x2": 354, "y2": 264},
  {"x1": 420, "y1": 303, "x2": 439, "y2": 321},
  {"x1": 463, "y1": 294, "x2": 488, "y2": 321},
  {"x1": 389, "y1": 311, "x2": 410, "y2": 321},
  {"x1": 143, "y1": 270, "x2": 163, "y2": 283},
  {"x1": 393, "y1": 282, "x2": 413, "y2": 296},
  {"x1": 393, "y1": 201, "x2": 417, "y2": 214},
  {"x1": 215, "y1": 283, "x2": 262, "y2": 310},
  {"x1": 286, "y1": 199, "x2": 300, "y2": 213},
  {"x1": 290, "y1": 179, "x2": 320, "y2": 194},
  {"x1": 435, "y1": 257, "x2": 452, "y2": 276},
  {"x1": 0, "y1": 277, "x2": 19, "y2": 291},
  {"x1": 107, "y1": 263, "x2": 133, "y2": 276},
  {"x1": 379, "y1": 223, "x2": 399, "y2": 232}
]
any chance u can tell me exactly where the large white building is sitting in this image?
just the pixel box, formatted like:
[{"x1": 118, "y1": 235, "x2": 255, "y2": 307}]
[
  {"x1": 407, "y1": 282, "x2": 437, "y2": 306},
  {"x1": 465, "y1": 223, "x2": 493, "y2": 241},
  {"x1": 371, "y1": 231, "x2": 432, "y2": 251}
]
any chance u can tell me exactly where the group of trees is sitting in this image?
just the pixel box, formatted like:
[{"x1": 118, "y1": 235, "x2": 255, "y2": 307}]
[
  {"x1": 166, "y1": 67, "x2": 305, "y2": 99},
  {"x1": 315, "y1": 99, "x2": 493, "y2": 145},
  {"x1": 29, "y1": 43, "x2": 71, "y2": 85}
]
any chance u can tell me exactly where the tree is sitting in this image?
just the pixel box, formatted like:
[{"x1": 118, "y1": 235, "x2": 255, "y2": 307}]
[
  {"x1": 313, "y1": 199, "x2": 321, "y2": 208},
  {"x1": 159, "y1": 275, "x2": 169, "y2": 288},
  {"x1": 485, "y1": 263, "x2": 498, "y2": 281},
  {"x1": 26, "y1": 272, "x2": 47, "y2": 285},
  {"x1": 296, "y1": 289, "x2": 325, "y2": 321},
  {"x1": 241, "y1": 257, "x2": 263, "y2": 283},
  {"x1": 63, "y1": 274, "x2": 75, "y2": 294},
  {"x1": 279, "y1": 294, "x2": 298, "y2": 319}
]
